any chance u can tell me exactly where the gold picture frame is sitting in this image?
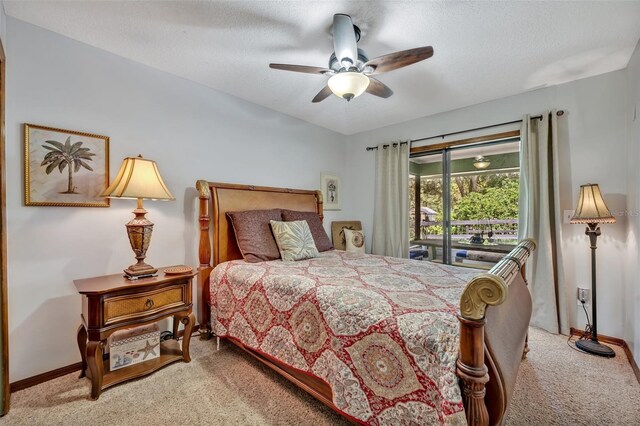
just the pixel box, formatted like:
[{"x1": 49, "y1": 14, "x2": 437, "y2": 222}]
[{"x1": 24, "y1": 123, "x2": 110, "y2": 207}]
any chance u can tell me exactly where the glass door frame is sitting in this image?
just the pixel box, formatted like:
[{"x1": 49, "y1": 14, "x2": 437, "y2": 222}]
[{"x1": 410, "y1": 136, "x2": 520, "y2": 267}]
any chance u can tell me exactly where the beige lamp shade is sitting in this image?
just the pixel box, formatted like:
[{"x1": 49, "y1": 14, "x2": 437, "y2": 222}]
[
  {"x1": 100, "y1": 155, "x2": 174, "y2": 200},
  {"x1": 570, "y1": 183, "x2": 616, "y2": 224},
  {"x1": 101, "y1": 155, "x2": 173, "y2": 278}
]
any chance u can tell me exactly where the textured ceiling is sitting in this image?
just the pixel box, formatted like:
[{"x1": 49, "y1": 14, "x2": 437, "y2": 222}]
[{"x1": 5, "y1": 1, "x2": 640, "y2": 135}]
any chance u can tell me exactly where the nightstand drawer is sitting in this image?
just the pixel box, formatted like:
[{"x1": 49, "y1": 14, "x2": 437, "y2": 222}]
[{"x1": 104, "y1": 284, "x2": 186, "y2": 324}]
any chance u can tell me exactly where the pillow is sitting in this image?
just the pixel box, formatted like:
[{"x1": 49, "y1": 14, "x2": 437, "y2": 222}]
[
  {"x1": 270, "y1": 220, "x2": 319, "y2": 261},
  {"x1": 227, "y1": 209, "x2": 282, "y2": 262},
  {"x1": 331, "y1": 221, "x2": 362, "y2": 250},
  {"x1": 344, "y1": 228, "x2": 365, "y2": 254},
  {"x1": 281, "y1": 209, "x2": 333, "y2": 252}
]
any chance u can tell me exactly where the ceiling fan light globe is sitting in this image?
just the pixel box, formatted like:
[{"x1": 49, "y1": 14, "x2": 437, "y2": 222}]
[{"x1": 328, "y1": 72, "x2": 369, "y2": 100}]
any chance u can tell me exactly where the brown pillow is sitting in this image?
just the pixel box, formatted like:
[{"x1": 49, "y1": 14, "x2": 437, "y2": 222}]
[
  {"x1": 227, "y1": 209, "x2": 282, "y2": 262},
  {"x1": 281, "y1": 209, "x2": 333, "y2": 252}
]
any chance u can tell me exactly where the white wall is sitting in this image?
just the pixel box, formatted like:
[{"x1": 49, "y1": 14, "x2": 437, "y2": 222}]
[
  {"x1": 5, "y1": 17, "x2": 348, "y2": 382},
  {"x1": 345, "y1": 70, "x2": 630, "y2": 342},
  {"x1": 0, "y1": 2, "x2": 6, "y2": 45},
  {"x1": 625, "y1": 40, "x2": 640, "y2": 359}
]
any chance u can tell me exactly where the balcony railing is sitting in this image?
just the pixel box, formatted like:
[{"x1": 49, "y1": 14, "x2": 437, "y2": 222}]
[
  {"x1": 411, "y1": 218, "x2": 519, "y2": 267},
  {"x1": 418, "y1": 218, "x2": 518, "y2": 240}
]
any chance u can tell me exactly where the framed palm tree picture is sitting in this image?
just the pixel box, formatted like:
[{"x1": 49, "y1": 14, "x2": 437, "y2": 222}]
[{"x1": 24, "y1": 124, "x2": 110, "y2": 207}]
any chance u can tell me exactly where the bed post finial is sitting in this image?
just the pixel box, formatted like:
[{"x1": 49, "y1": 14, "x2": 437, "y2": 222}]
[
  {"x1": 197, "y1": 179, "x2": 211, "y2": 199},
  {"x1": 460, "y1": 274, "x2": 508, "y2": 320}
]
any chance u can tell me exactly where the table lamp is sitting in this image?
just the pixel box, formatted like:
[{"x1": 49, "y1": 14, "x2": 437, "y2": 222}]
[
  {"x1": 100, "y1": 155, "x2": 175, "y2": 278},
  {"x1": 570, "y1": 183, "x2": 616, "y2": 357}
]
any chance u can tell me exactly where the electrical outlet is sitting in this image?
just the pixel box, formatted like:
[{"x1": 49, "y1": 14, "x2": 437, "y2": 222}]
[
  {"x1": 563, "y1": 210, "x2": 575, "y2": 224},
  {"x1": 577, "y1": 288, "x2": 589, "y2": 304}
]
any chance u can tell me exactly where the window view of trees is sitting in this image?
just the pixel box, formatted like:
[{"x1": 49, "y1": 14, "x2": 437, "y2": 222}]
[{"x1": 410, "y1": 172, "x2": 520, "y2": 241}]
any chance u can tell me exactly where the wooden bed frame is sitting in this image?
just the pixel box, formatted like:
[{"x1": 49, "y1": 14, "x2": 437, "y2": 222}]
[{"x1": 195, "y1": 180, "x2": 535, "y2": 426}]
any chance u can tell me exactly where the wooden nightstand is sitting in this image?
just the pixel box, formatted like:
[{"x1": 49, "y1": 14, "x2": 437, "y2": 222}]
[{"x1": 74, "y1": 267, "x2": 196, "y2": 399}]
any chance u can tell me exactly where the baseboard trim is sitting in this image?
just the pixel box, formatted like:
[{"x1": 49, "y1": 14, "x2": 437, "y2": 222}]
[
  {"x1": 570, "y1": 327, "x2": 640, "y2": 384},
  {"x1": 10, "y1": 324, "x2": 201, "y2": 393},
  {"x1": 10, "y1": 362, "x2": 83, "y2": 393},
  {"x1": 13, "y1": 327, "x2": 638, "y2": 392}
]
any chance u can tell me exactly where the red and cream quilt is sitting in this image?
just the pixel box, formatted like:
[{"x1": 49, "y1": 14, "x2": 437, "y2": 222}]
[{"x1": 210, "y1": 250, "x2": 481, "y2": 425}]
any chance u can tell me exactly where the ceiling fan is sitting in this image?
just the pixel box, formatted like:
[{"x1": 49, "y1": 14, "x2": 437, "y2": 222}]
[{"x1": 269, "y1": 14, "x2": 434, "y2": 103}]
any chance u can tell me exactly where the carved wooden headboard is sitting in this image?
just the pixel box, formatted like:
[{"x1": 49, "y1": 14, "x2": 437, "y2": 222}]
[{"x1": 195, "y1": 180, "x2": 323, "y2": 333}]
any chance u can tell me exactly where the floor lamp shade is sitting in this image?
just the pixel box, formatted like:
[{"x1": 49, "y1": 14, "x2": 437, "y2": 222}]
[
  {"x1": 570, "y1": 184, "x2": 616, "y2": 225},
  {"x1": 570, "y1": 183, "x2": 616, "y2": 358},
  {"x1": 101, "y1": 155, "x2": 174, "y2": 277}
]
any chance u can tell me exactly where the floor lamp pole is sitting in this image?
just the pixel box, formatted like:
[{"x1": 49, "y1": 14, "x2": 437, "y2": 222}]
[
  {"x1": 587, "y1": 224, "x2": 599, "y2": 341},
  {"x1": 575, "y1": 223, "x2": 615, "y2": 357}
]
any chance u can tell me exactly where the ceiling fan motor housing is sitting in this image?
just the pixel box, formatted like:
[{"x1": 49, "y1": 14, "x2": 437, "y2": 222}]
[
  {"x1": 353, "y1": 24, "x2": 361, "y2": 42},
  {"x1": 329, "y1": 48, "x2": 369, "y2": 72}
]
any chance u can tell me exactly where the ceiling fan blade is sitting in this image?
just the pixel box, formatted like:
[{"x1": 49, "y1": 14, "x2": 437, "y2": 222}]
[
  {"x1": 269, "y1": 63, "x2": 332, "y2": 75},
  {"x1": 312, "y1": 85, "x2": 333, "y2": 103},
  {"x1": 333, "y1": 14, "x2": 358, "y2": 69},
  {"x1": 366, "y1": 78, "x2": 394, "y2": 98},
  {"x1": 364, "y1": 46, "x2": 434, "y2": 75}
]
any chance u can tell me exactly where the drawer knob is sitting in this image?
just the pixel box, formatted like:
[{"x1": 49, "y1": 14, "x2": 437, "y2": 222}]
[{"x1": 145, "y1": 298, "x2": 154, "y2": 310}]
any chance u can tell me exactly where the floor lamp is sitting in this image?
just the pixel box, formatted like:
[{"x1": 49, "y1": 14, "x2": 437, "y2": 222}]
[{"x1": 570, "y1": 183, "x2": 616, "y2": 358}]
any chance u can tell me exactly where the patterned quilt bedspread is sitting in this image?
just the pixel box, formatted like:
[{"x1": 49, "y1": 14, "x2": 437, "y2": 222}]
[{"x1": 209, "y1": 250, "x2": 482, "y2": 425}]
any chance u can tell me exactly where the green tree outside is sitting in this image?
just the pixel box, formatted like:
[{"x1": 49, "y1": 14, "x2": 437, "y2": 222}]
[{"x1": 410, "y1": 173, "x2": 519, "y2": 240}]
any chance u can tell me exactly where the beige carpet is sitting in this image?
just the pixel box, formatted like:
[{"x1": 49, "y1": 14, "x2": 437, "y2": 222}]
[{"x1": 1, "y1": 328, "x2": 638, "y2": 425}]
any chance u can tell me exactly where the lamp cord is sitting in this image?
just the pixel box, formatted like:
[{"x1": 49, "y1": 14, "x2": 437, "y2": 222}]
[{"x1": 566, "y1": 301, "x2": 597, "y2": 355}]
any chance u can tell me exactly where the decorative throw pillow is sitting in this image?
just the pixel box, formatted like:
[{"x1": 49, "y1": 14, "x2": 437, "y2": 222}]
[
  {"x1": 281, "y1": 209, "x2": 333, "y2": 252},
  {"x1": 227, "y1": 209, "x2": 282, "y2": 263},
  {"x1": 344, "y1": 228, "x2": 365, "y2": 254},
  {"x1": 270, "y1": 220, "x2": 320, "y2": 261}
]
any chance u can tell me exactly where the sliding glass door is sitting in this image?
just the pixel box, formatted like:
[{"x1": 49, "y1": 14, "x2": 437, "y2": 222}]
[
  {"x1": 409, "y1": 138, "x2": 520, "y2": 269},
  {"x1": 409, "y1": 152, "x2": 446, "y2": 263}
]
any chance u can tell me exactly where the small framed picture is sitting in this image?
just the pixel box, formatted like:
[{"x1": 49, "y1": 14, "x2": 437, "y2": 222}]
[
  {"x1": 321, "y1": 172, "x2": 341, "y2": 211},
  {"x1": 24, "y1": 123, "x2": 110, "y2": 207}
]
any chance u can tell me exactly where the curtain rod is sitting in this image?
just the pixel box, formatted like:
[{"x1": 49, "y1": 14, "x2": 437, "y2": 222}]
[
  {"x1": 365, "y1": 110, "x2": 564, "y2": 151},
  {"x1": 365, "y1": 141, "x2": 408, "y2": 151}
]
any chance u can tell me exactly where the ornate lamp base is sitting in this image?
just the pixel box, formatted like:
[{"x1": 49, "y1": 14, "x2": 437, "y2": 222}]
[
  {"x1": 124, "y1": 263, "x2": 158, "y2": 278},
  {"x1": 576, "y1": 339, "x2": 616, "y2": 358},
  {"x1": 124, "y1": 200, "x2": 157, "y2": 278}
]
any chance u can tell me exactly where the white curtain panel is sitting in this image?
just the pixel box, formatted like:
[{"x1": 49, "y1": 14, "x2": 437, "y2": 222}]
[
  {"x1": 372, "y1": 142, "x2": 409, "y2": 258},
  {"x1": 519, "y1": 111, "x2": 569, "y2": 334}
]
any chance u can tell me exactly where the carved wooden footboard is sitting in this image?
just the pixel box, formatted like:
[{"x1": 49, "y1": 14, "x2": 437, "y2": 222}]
[
  {"x1": 195, "y1": 180, "x2": 535, "y2": 425},
  {"x1": 457, "y1": 239, "x2": 535, "y2": 426}
]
